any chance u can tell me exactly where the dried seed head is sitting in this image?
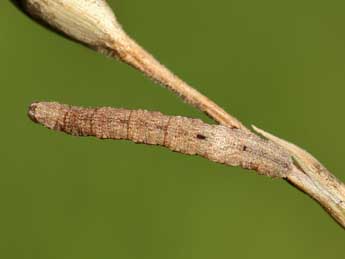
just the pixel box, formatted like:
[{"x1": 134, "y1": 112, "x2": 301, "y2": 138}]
[{"x1": 17, "y1": 0, "x2": 126, "y2": 51}]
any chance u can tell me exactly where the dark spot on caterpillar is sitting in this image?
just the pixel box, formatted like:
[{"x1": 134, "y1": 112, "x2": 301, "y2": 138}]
[
  {"x1": 197, "y1": 134, "x2": 207, "y2": 140},
  {"x1": 242, "y1": 145, "x2": 247, "y2": 151}
]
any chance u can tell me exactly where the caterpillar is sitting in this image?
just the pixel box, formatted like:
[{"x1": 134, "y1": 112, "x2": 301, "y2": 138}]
[{"x1": 28, "y1": 101, "x2": 293, "y2": 178}]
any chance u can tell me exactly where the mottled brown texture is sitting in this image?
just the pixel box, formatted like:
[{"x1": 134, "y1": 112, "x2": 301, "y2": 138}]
[{"x1": 28, "y1": 102, "x2": 293, "y2": 178}]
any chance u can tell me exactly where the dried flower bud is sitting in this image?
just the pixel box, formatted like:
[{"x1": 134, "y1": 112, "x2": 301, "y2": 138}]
[{"x1": 17, "y1": 0, "x2": 126, "y2": 51}]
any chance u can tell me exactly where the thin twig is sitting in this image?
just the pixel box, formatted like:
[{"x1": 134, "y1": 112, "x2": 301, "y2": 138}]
[
  {"x1": 253, "y1": 126, "x2": 345, "y2": 228},
  {"x1": 14, "y1": 0, "x2": 345, "y2": 229}
]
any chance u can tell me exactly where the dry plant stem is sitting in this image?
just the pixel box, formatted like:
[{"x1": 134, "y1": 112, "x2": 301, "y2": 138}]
[
  {"x1": 253, "y1": 126, "x2": 345, "y2": 228},
  {"x1": 15, "y1": 0, "x2": 345, "y2": 228},
  {"x1": 288, "y1": 166, "x2": 345, "y2": 228},
  {"x1": 17, "y1": 0, "x2": 246, "y2": 131},
  {"x1": 107, "y1": 37, "x2": 246, "y2": 130}
]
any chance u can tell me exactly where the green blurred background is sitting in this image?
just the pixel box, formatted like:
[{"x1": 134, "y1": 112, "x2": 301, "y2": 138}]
[{"x1": 1, "y1": 0, "x2": 345, "y2": 258}]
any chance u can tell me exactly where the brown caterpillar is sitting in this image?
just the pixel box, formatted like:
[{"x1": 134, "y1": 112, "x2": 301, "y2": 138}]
[{"x1": 28, "y1": 102, "x2": 293, "y2": 178}]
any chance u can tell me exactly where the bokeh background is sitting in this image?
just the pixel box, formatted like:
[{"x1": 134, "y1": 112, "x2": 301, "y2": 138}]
[{"x1": 1, "y1": 0, "x2": 345, "y2": 258}]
